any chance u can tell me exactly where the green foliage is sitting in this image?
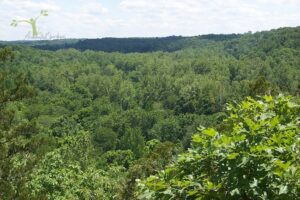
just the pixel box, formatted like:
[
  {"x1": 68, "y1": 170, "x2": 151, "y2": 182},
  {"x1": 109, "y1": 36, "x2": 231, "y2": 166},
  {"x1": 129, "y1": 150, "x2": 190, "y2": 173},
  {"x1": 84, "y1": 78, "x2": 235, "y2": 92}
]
[
  {"x1": 29, "y1": 151, "x2": 125, "y2": 200},
  {"x1": 0, "y1": 47, "x2": 50, "y2": 199},
  {"x1": 137, "y1": 95, "x2": 300, "y2": 199},
  {"x1": 28, "y1": 131, "x2": 126, "y2": 200},
  {"x1": 120, "y1": 128, "x2": 145, "y2": 158},
  {"x1": 248, "y1": 76, "x2": 273, "y2": 97},
  {"x1": 122, "y1": 140, "x2": 181, "y2": 199},
  {"x1": 0, "y1": 27, "x2": 300, "y2": 199},
  {"x1": 102, "y1": 150, "x2": 134, "y2": 168},
  {"x1": 0, "y1": 47, "x2": 15, "y2": 62},
  {"x1": 93, "y1": 127, "x2": 118, "y2": 151}
]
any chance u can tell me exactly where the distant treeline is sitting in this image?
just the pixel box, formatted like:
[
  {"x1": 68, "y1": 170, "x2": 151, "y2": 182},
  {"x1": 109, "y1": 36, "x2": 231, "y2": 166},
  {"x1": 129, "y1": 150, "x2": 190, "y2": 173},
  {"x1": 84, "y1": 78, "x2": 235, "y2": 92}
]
[
  {"x1": 2, "y1": 27, "x2": 299, "y2": 55},
  {"x1": 1, "y1": 34, "x2": 243, "y2": 53}
]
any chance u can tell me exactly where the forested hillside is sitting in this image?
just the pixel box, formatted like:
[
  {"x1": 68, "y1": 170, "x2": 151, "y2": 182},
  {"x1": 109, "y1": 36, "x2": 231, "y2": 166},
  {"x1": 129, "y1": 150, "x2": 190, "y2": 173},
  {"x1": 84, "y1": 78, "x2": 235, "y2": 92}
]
[{"x1": 0, "y1": 27, "x2": 299, "y2": 199}]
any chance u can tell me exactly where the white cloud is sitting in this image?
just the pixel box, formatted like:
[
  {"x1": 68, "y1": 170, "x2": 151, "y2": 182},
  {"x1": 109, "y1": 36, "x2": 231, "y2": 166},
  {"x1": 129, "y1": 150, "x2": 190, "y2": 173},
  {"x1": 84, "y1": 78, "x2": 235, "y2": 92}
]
[
  {"x1": 0, "y1": 0, "x2": 61, "y2": 40},
  {"x1": 43, "y1": 1, "x2": 114, "y2": 39},
  {"x1": 82, "y1": 2, "x2": 109, "y2": 15},
  {"x1": 256, "y1": 0, "x2": 300, "y2": 4},
  {"x1": 0, "y1": 0, "x2": 299, "y2": 40},
  {"x1": 0, "y1": 0, "x2": 114, "y2": 40},
  {"x1": 118, "y1": 0, "x2": 300, "y2": 36}
]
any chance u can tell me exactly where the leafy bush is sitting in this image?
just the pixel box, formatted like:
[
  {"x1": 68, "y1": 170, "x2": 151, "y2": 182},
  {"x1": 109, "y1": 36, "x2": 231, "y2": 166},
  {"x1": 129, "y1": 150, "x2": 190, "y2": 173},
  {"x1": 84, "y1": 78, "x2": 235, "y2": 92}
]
[
  {"x1": 137, "y1": 95, "x2": 300, "y2": 200},
  {"x1": 28, "y1": 131, "x2": 126, "y2": 200}
]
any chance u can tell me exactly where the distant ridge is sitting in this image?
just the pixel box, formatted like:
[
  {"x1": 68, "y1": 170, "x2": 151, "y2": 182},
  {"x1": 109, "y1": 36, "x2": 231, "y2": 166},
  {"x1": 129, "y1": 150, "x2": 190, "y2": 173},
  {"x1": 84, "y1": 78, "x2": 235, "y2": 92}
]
[{"x1": 1, "y1": 26, "x2": 299, "y2": 54}]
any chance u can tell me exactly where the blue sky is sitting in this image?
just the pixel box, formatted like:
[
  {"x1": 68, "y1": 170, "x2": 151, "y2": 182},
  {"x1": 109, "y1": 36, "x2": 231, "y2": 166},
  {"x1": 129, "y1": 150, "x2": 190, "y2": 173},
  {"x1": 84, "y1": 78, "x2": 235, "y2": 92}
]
[{"x1": 0, "y1": 0, "x2": 299, "y2": 40}]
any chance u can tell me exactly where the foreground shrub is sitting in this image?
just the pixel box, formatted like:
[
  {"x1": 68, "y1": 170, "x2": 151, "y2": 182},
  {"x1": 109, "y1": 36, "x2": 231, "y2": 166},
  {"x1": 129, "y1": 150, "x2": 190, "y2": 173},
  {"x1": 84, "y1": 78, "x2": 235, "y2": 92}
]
[{"x1": 137, "y1": 95, "x2": 300, "y2": 200}]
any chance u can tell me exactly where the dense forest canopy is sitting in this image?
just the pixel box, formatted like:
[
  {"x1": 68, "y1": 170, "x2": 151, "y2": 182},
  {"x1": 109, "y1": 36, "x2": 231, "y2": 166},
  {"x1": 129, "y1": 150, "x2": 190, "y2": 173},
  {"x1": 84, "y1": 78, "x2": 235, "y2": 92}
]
[{"x1": 0, "y1": 27, "x2": 299, "y2": 199}]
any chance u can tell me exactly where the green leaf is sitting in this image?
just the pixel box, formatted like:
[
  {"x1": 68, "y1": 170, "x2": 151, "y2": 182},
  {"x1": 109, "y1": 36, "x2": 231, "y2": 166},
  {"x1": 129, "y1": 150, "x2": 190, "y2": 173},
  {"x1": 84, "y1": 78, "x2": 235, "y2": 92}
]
[
  {"x1": 244, "y1": 118, "x2": 260, "y2": 131},
  {"x1": 228, "y1": 153, "x2": 239, "y2": 160},
  {"x1": 260, "y1": 112, "x2": 275, "y2": 120},
  {"x1": 250, "y1": 178, "x2": 258, "y2": 188},
  {"x1": 202, "y1": 128, "x2": 217, "y2": 137},
  {"x1": 287, "y1": 102, "x2": 299, "y2": 108},
  {"x1": 230, "y1": 188, "x2": 240, "y2": 196},
  {"x1": 264, "y1": 95, "x2": 273, "y2": 102},
  {"x1": 278, "y1": 185, "x2": 288, "y2": 195},
  {"x1": 192, "y1": 134, "x2": 204, "y2": 144}
]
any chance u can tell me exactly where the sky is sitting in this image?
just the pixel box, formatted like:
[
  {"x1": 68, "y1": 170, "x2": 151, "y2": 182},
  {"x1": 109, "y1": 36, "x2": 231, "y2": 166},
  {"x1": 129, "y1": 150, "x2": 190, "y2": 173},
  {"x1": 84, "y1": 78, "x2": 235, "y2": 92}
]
[{"x1": 0, "y1": 0, "x2": 299, "y2": 41}]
